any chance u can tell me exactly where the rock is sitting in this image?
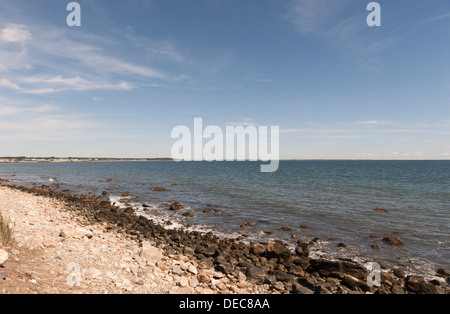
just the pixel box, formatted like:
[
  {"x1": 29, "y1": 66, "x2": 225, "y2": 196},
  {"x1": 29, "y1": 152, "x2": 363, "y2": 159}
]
[
  {"x1": 342, "y1": 274, "x2": 371, "y2": 292},
  {"x1": 59, "y1": 227, "x2": 93, "y2": 239},
  {"x1": 169, "y1": 202, "x2": 184, "y2": 211},
  {"x1": 405, "y1": 276, "x2": 441, "y2": 294},
  {"x1": 42, "y1": 240, "x2": 57, "y2": 248},
  {"x1": 371, "y1": 244, "x2": 381, "y2": 249},
  {"x1": 86, "y1": 268, "x2": 102, "y2": 280},
  {"x1": 436, "y1": 268, "x2": 450, "y2": 277},
  {"x1": 150, "y1": 187, "x2": 171, "y2": 192},
  {"x1": 122, "y1": 193, "x2": 131, "y2": 197},
  {"x1": 393, "y1": 268, "x2": 405, "y2": 279},
  {"x1": 198, "y1": 274, "x2": 212, "y2": 284},
  {"x1": 382, "y1": 236, "x2": 405, "y2": 246},
  {"x1": 189, "y1": 278, "x2": 199, "y2": 288},
  {"x1": 246, "y1": 266, "x2": 269, "y2": 282},
  {"x1": 102, "y1": 191, "x2": 108, "y2": 196},
  {"x1": 181, "y1": 212, "x2": 195, "y2": 219},
  {"x1": 280, "y1": 226, "x2": 293, "y2": 232},
  {"x1": 0, "y1": 250, "x2": 8, "y2": 266},
  {"x1": 295, "y1": 242, "x2": 310, "y2": 257},
  {"x1": 293, "y1": 257, "x2": 310, "y2": 269},
  {"x1": 266, "y1": 240, "x2": 291, "y2": 259},
  {"x1": 178, "y1": 277, "x2": 189, "y2": 287},
  {"x1": 188, "y1": 265, "x2": 198, "y2": 275},
  {"x1": 273, "y1": 270, "x2": 295, "y2": 283},
  {"x1": 0, "y1": 271, "x2": 7, "y2": 280},
  {"x1": 139, "y1": 241, "x2": 163, "y2": 266},
  {"x1": 300, "y1": 223, "x2": 310, "y2": 229},
  {"x1": 172, "y1": 265, "x2": 184, "y2": 276},
  {"x1": 308, "y1": 259, "x2": 369, "y2": 279},
  {"x1": 337, "y1": 243, "x2": 348, "y2": 248},
  {"x1": 203, "y1": 208, "x2": 220, "y2": 214},
  {"x1": 250, "y1": 243, "x2": 266, "y2": 256},
  {"x1": 292, "y1": 283, "x2": 314, "y2": 294},
  {"x1": 297, "y1": 276, "x2": 317, "y2": 290},
  {"x1": 373, "y1": 208, "x2": 388, "y2": 212}
]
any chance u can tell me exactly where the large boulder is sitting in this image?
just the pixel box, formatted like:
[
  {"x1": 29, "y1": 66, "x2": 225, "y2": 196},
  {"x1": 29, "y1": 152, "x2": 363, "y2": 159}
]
[{"x1": 308, "y1": 259, "x2": 369, "y2": 279}]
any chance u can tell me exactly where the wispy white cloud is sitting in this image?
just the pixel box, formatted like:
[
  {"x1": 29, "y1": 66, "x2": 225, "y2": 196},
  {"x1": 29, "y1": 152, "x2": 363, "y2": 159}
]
[
  {"x1": 0, "y1": 23, "x2": 31, "y2": 43},
  {"x1": 354, "y1": 120, "x2": 392, "y2": 126},
  {"x1": 286, "y1": 0, "x2": 353, "y2": 35}
]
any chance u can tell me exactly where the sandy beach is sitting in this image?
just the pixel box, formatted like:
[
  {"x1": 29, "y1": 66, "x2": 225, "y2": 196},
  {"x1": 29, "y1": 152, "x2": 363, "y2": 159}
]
[{"x1": 0, "y1": 183, "x2": 448, "y2": 294}]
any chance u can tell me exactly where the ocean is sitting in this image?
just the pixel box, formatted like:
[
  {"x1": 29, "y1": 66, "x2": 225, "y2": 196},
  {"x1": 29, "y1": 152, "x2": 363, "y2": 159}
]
[{"x1": 1, "y1": 160, "x2": 449, "y2": 279}]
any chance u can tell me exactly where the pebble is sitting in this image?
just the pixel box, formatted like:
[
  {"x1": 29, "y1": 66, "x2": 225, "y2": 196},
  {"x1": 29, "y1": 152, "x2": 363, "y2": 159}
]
[{"x1": 0, "y1": 249, "x2": 8, "y2": 265}]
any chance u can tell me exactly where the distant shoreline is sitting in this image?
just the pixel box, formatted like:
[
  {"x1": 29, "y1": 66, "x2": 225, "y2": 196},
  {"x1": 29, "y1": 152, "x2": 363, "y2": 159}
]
[
  {"x1": 0, "y1": 157, "x2": 174, "y2": 163},
  {"x1": 1, "y1": 158, "x2": 449, "y2": 164}
]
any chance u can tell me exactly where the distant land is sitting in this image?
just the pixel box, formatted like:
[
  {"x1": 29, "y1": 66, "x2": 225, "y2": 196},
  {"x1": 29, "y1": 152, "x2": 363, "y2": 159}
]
[{"x1": 0, "y1": 157, "x2": 173, "y2": 163}]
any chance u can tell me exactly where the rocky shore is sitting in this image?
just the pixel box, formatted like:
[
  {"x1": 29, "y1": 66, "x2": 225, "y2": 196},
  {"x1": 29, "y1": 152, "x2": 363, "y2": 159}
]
[{"x1": 0, "y1": 181, "x2": 448, "y2": 294}]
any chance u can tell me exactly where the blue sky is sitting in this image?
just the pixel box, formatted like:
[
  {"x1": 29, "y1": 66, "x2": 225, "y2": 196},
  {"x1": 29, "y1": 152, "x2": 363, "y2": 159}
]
[{"x1": 0, "y1": 0, "x2": 449, "y2": 159}]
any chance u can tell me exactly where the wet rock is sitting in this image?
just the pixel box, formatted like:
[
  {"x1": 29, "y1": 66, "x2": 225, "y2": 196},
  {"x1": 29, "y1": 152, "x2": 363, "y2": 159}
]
[
  {"x1": 203, "y1": 208, "x2": 220, "y2": 214},
  {"x1": 122, "y1": 193, "x2": 131, "y2": 197},
  {"x1": 371, "y1": 244, "x2": 381, "y2": 249},
  {"x1": 342, "y1": 274, "x2": 371, "y2": 292},
  {"x1": 308, "y1": 259, "x2": 368, "y2": 279},
  {"x1": 405, "y1": 276, "x2": 441, "y2": 294},
  {"x1": 150, "y1": 187, "x2": 171, "y2": 192},
  {"x1": 337, "y1": 243, "x2": 348, "y2": 248},
  {"x1": 436, "y1": 268, "x2": 450, "y2": 278},
  {"x1": 280, "y1": 226, "x2": 293, "y2": 232},
  {"x1": 295, "y1": 242, "x2": 310, "y2": 257},
  {"x1": 293, "y1": 257, "x2": 310, "y2": 269},
  {"x1": 382, "y1": 236, "x2": 405, "y2": 246},
  {"x1": 266, "y1": 240, "x2": 291, "y2": 259},
  {"x1": 181, "y1": 212, "x2": 195, "y2": 219},
  {"x1": 102, "y1": 191, "x2": 108, "y2": 196},
  {"x1": 241, "y1": 221, "x2": 256, "y2": 228},
  {"x1": 300, "y1": 223, "x2": 310, "y2": 229},
  {"x1": 393, "y1": 268, "x2": 406, "y2": 279},
  {"x1": 169, "y1": 202, "x2": 184, "y2": 211},
  {"x1": 373, "y1": 208, "x2": 388, "y2": 212}
]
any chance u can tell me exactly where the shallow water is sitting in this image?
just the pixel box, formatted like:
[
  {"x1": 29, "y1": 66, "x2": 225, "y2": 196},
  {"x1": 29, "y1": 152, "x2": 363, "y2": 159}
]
[{"x1": 1, "y1": 160, "x2": 449, "y2": 278}]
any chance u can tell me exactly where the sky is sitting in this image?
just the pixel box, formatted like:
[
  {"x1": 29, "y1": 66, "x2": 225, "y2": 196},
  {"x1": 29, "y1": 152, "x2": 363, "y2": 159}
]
[{"x1": 0, "y1": 0, "x2": 449, "y2": 159}]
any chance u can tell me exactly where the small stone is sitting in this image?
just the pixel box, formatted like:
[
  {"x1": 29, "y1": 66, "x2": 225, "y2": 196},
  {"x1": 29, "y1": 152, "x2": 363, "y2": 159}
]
[
  {"x1": 86, "y1": 268, "x2": 102, "y2": 280},
  {"x1": 0, "y1": 250, "x2": 8, "y2": 266},
  {"x1": 188, "y1": 265, "x2": 198, "y2": 275},
  {"x1": 189, "y1": 278, "x2": 199, "y2": 288},
  {"x1": 178, "y1": 277, "x2": 189, "y2": 287},
  {"x1": 42, "y1": 240, "x2": 57, "y2": 248},
  {"x1": 172, "y1": 265, "x2": 183, "y2": 276}
]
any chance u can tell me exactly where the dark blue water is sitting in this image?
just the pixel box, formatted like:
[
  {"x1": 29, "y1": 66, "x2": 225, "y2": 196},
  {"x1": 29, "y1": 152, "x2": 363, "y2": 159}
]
[{"x1": 1, "y1": 160, "x2": 449, "y2": 278}]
